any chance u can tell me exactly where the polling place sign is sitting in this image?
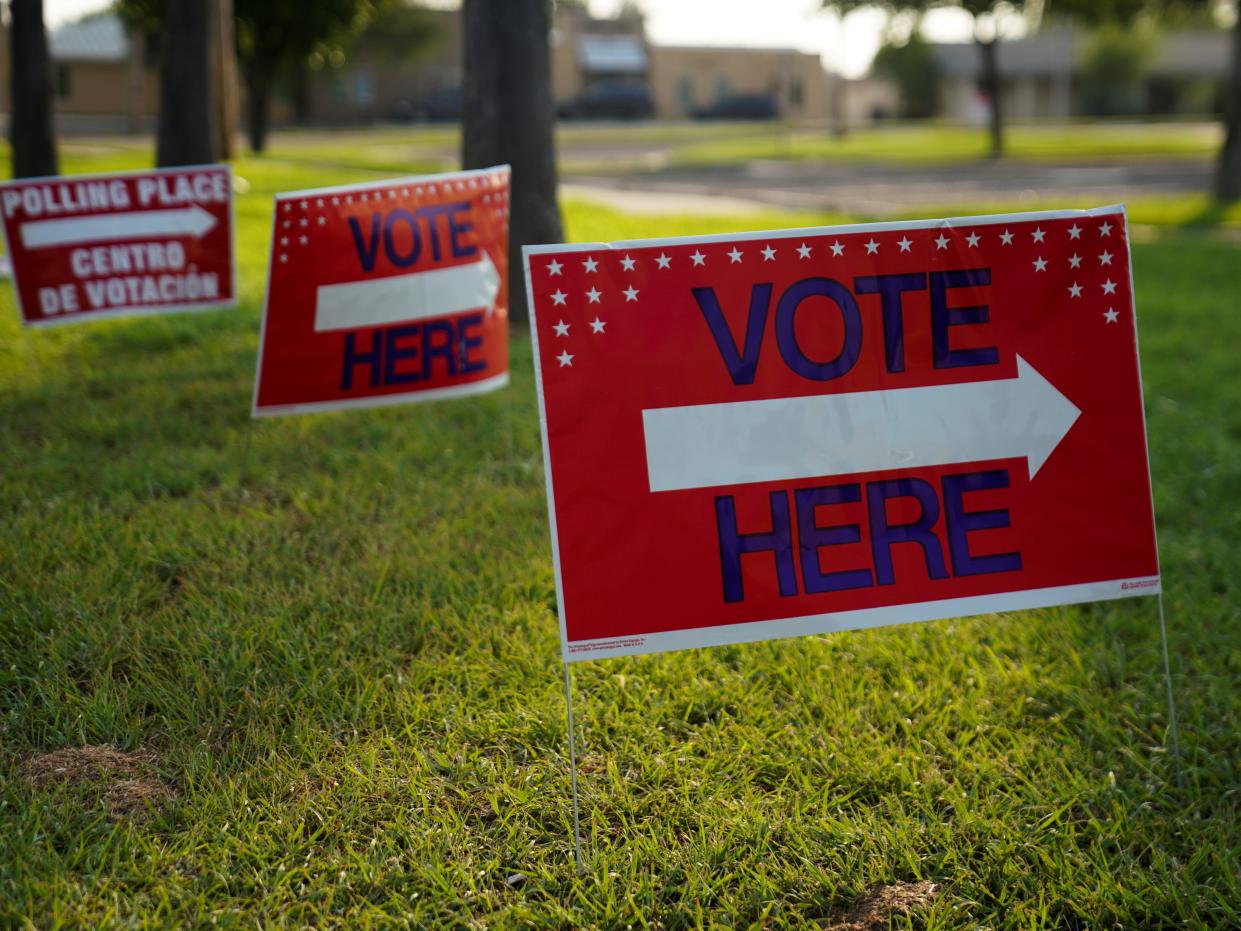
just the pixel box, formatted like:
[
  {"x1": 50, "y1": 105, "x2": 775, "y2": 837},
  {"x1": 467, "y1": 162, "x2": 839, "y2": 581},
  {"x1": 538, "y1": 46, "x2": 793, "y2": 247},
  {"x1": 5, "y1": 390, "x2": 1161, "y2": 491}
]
[
  {"x1": 0, "y1": 165, "x2": 235, "y2": 326},
  {"x1": 525, "y1": 206, "x2": 1160, "y2": 662},
  {"x1": 252, "y1": 167, "x2": 511, "y2": 416}
]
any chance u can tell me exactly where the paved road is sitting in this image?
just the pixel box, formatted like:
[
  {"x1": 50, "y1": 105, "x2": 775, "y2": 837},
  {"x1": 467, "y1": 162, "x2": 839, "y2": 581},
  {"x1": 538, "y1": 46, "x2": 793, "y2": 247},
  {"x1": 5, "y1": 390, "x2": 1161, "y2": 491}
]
[{"x1": 564, "y1": 158, "x2": 1214, "y2": 216}]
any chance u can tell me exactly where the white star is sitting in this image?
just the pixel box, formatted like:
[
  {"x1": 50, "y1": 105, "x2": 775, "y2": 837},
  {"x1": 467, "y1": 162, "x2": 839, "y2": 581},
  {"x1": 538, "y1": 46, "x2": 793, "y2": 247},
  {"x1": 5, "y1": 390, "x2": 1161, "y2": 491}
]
[
  {"x1": 299, "y1": 200, "x2": 308, "y2": 209},
  {"x1": 1102, "y1": 279, "x2": 1117, "y2": 295},
  {"x1": 1104, "y1": 308, "x2": 1119, "y2": 323},
  {"x1": 331, "y1": 196, "x2": 339, "y2": 205},
  {"x1": 298, "y1": 235, "x2": 308, "y2": 245},
  {"x1": 1068, "y1": 254, "x2": 1082, "y2": 269},
  {"x1": 797, "y1": 242, "x2": 813, "y2": 259},
  {"x1": 656, "y1": 253, "x2": 671, "y2": 269},
  {"x1": 934, "y1": 234, "x2": 950, "y2": 251},
  {"x1": 1099, "y1": 250, "x2": 1114, "y2": 266},
  {"x1": 299, "y1": 218, "x2": 308, "y2": 228},
  {"x1": 965, "y1": 232, "x2": 980, "y2": 248},
  {"x1": 623, "y1": 286, "x2": 639, "y2": 302},
  {"x1": 582, "y1": 256, "x2": 598, "y2": 273},
  {"x1": 345, "y1": 195, "x2": 353, "y2": 204},
  {"x1": 590, "y1": 317, "x2": 606, "y2": 334},
  {"x1": 553, "y1": 320, "x2": 569, "y2": 337},
  {"x1": 316, "y1": 198, "x2": 324, "y2": 207},
  {"x1": 557, "y1": 350, "x2": 574, "y2": 368},
  {"x1": 690, "y1": 250, "x2": 706, "y2": 266},
  {"x1": 761, "y1": 245, "x2": 776, "y2": 261},
  {"x1": 1032, "y1": 227, "x2": 1046, "y2": 243},
  {"x1": 317, "y1": 216, "x2": 326, "y2": 226},
  {"x1": 550, "y1": 289, "x2": 567, "y2": 306},
  {"x1": 1068, "y1": 224, "x2": 1082, "y2": 239},
  {"x1": 1033, "y1": 257, "x2": 1048, "y2": 272},
  {"x1": 586, "y1": 287, "x2": 601, "y2": 303},
  {"x1": 865, "y1": 239, "x2": 879, "y2": 254},
  {"x1": 727, "y1": 247, "x2": 743, "y2": 263},
  {"x1": 279, "y1": 253, "x2": 288, "y2": 263},
  {"x1": 830, "y1": 241, "x2": 845, "y2": 256},
  {"x1": 620, "y1": 254, "x2": 636, "y2": 271},
  {"x1": 282, "y1": 220, "x2": 290, "y2": 230},
  {"x1": 280, "y1": 236, "x2": 288, "y2": 246},
  {"x1": 1069, "y1": 283, "x2": 1083, "y2": 298},
  {"x1": 547, "y1": 259, "x2": 563, "y2": 276},
  {"x1": 282, "y1": 203, "x2": 291, "y2": 213},
  {"x1": 358, "y1": 192, "x2": 367, "y2": 202},
  {"x1": 1000, "y1": 230, "x2": 1014, "y2": 246},
  {"x1": 388, "y1": 190, "x2": 397, "y2": 199},
  {"x1": 897, "y1": 236, "x2": 912, "y2": 253},
  {"x1": 1099, "y1": 221, "x2": 1113, "y2": 237}
]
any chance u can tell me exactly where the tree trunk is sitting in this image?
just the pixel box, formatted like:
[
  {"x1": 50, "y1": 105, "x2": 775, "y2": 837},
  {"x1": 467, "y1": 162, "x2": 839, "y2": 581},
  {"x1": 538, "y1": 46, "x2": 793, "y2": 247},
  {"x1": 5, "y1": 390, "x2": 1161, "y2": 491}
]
[
  {"x1": 244, "y1": 59, "x2": 272, "y2": 153},
  {"x1": 462, "y1": 0, "x2": 563, "y2": 325},
  {"x1": 976, "y1": 35, "x2": 1004, "y2": 159},
  {"x1": 156, "y1": 0, "x2": 216, "y2": 166},
  {"x1": 292, "y1": 61, "x2": 312, "y2": 125},
  {"x1": 211, "y1": 0, "x2": 239, "y2": 160},
  {"x1": 9, "y1": 0, "x2": 59, "y2": 178},
  {"x1": 1215, "y1": 5, "x2": 1241, "y2": 202}
]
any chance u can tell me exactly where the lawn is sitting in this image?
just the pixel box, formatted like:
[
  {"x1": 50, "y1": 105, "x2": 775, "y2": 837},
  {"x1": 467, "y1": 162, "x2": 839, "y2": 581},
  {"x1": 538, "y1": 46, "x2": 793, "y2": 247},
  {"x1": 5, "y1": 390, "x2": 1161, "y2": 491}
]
[{"x1": 1, "y1": 141, "x2": 1239, "y2": 929}]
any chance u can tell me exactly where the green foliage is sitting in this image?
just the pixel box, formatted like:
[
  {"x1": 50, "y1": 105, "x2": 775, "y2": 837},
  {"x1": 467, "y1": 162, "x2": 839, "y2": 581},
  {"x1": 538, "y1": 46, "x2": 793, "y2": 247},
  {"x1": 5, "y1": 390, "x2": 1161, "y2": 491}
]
[
  {"x1": 873, "y1": 32, "x2": 943, "y2": 118},
  {"x1": 1077, "y1": 26, "x2": 1158, "y2": 116},
  {"x1": 1, "y1": 134, "x2": 1240, "y2": 928},
  {"x1": 340, "y1": 2, "x2": 443, "y2": 66}
]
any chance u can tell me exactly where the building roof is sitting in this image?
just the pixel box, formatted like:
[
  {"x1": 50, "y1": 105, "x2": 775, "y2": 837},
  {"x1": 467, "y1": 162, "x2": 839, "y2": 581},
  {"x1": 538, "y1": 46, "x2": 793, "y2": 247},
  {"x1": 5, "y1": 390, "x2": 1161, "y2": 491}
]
[
  {"x1": 930, "y1": 26, "x2": 1230, "y2": 80},
  {"x1": 50, "y1": 14, "x2": 129, "y2": 63},
  {"x1": 578, "y1": 34, "x2": 648, "y2": 74},
  {"x1": 1151, "y1": 30, "x2": 1230, "y2": 77},
  {"x1": 932, "y1": 29, "x2": 1078, "y2": 78}
]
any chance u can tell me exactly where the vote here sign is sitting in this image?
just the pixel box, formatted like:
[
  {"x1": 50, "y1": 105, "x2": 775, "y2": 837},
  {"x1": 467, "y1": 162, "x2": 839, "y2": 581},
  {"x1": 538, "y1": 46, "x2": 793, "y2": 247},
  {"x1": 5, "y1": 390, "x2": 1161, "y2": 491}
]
[
  {"x1": 0, "y1": 165, "x2": 235, "y2": 326},
  {"x1": 525, "y1": 206, "x2": 1160, "y2": 662},
  {"x1": 252, "y1": 167, "x2": 511, "y2": 416}
]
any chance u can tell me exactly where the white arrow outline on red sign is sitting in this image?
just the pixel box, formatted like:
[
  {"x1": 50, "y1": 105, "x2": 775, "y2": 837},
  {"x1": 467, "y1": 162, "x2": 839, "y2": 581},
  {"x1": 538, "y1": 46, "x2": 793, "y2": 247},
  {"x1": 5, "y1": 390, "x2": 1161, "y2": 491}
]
[
  {"x1": 20, "y1": 205, "x2": 218, "y2": 249},
  {"x1": 313, "y1": 251, "x2": 501, "y2": 332},
  {"x1": 642, "y1": 355, "x2": 1081, "y2": 492}
]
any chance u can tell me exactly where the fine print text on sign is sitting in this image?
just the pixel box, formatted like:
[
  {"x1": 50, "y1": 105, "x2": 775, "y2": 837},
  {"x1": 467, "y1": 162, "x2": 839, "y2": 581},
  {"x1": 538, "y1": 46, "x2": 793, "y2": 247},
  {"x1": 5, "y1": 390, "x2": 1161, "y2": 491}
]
[
  {"x1": 252, "y1": 166, "x2": 511, "y2": 416},
  {"x1": 525, "y1": 207, "x2": 1160, "y2": 662},
  {"x1": 0, "y1": 165, "x2": 235, "y2": 326}
]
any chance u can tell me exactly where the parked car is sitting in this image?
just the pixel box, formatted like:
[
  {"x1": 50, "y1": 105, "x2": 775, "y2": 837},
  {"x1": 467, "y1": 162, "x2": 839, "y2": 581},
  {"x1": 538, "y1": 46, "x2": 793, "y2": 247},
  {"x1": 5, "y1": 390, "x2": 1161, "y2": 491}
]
[
  {"x1": 558, "y1": 80, "x2": 654, "y2": 120},
  {"x1": 415, "y1": 87, "x2": 463, "y2": 123},
  {"x1": 693, "y1": 94, "x2": 779, "y2": 120}
]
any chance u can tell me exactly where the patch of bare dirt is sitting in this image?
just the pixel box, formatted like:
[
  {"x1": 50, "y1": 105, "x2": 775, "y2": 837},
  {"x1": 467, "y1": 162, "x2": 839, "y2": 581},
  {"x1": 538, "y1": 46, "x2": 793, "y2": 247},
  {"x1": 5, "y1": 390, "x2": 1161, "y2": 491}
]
[
  {"x1": 103, "y1": 778, "x2": 174, "y2": 817},
  {"x1": 825, "y1": 880, "x2": 940, "y2": 930},
  {"x1": 22, "y1": 746, "x2": 172, "y2": 819}
]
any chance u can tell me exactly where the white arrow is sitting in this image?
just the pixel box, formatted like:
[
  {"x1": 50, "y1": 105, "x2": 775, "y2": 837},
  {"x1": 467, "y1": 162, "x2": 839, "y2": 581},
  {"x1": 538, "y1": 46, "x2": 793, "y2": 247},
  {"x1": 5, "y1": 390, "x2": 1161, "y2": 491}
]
[
  {"x1": 20, "y1": 205, "x2": 217, "y2": 249},
  {"x1": 642, "y1": 355, "x2": 1080, "y2": 493},
  {"x1": 314, "y1": 252, "x2": 500, "y2": 333}
]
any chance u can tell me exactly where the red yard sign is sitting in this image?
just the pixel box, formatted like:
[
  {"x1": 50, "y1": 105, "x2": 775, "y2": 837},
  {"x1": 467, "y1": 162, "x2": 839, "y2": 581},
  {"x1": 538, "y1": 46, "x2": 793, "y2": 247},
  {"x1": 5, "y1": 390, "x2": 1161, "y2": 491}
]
[
  {"x1": 525, "y1": 207, "x2": 1160, "y2": 662},
  {"x1": 0, "y1": 165, "x2": 235, "y2": 326},
  {"x1": 252, "y1": 167, "x2": 511, "y2": 417}
]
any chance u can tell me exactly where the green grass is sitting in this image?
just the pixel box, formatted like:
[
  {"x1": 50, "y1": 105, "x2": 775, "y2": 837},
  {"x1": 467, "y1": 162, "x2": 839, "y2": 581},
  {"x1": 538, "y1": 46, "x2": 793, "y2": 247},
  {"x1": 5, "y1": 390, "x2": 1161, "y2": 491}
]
[
  {"x1": 1, "y1": 139, "x2": 1240, "y2": 928},
  {"x1": 669, "y1": 121, "x2": 1224, "y2": 167}
]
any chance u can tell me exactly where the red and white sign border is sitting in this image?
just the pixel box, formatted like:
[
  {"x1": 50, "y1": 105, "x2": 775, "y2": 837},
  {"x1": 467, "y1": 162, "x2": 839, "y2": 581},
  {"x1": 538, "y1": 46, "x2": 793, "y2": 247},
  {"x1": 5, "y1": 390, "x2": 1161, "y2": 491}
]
[
  {"x1": 0, "y1": 163, "x2": 238, "y2": 328},
  {"x1": 250, "y1": 167, "x2": 511, "y2": 419},
  {"x1": 524, "y1": 204, "x2": 1161, "y2": 663}
]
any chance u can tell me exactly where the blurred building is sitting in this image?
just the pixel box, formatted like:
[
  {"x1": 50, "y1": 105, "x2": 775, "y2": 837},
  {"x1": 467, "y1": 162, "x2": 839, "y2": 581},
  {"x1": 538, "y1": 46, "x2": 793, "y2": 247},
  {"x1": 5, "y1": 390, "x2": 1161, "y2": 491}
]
[{"x1": 931, "y1": 27, "x2": 1231, "y2": 123}]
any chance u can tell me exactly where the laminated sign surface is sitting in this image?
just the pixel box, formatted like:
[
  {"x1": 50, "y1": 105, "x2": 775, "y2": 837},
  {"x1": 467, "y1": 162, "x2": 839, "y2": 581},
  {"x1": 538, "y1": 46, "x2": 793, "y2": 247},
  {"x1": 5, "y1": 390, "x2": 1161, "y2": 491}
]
[
  {"x1": 253, "y1": 167, "x2": 511, "y2": 416},
  {"x1": 525, "y1": 207, "x2": 1160, "y2": 662},
  {"x1": 0, "y1": 165, "x2": 235, "y2": 326}
]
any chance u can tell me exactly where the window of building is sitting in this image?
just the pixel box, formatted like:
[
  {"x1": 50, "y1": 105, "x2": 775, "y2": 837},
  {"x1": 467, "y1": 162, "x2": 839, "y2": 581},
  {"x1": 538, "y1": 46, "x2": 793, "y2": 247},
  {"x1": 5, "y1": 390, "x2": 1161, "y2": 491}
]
[
  {"x1": 678, "y1": 76, "x2": 694, "y2": 112},
  {"x1": 55, "y1": 64, "x2": 72, "y2": 100}
]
